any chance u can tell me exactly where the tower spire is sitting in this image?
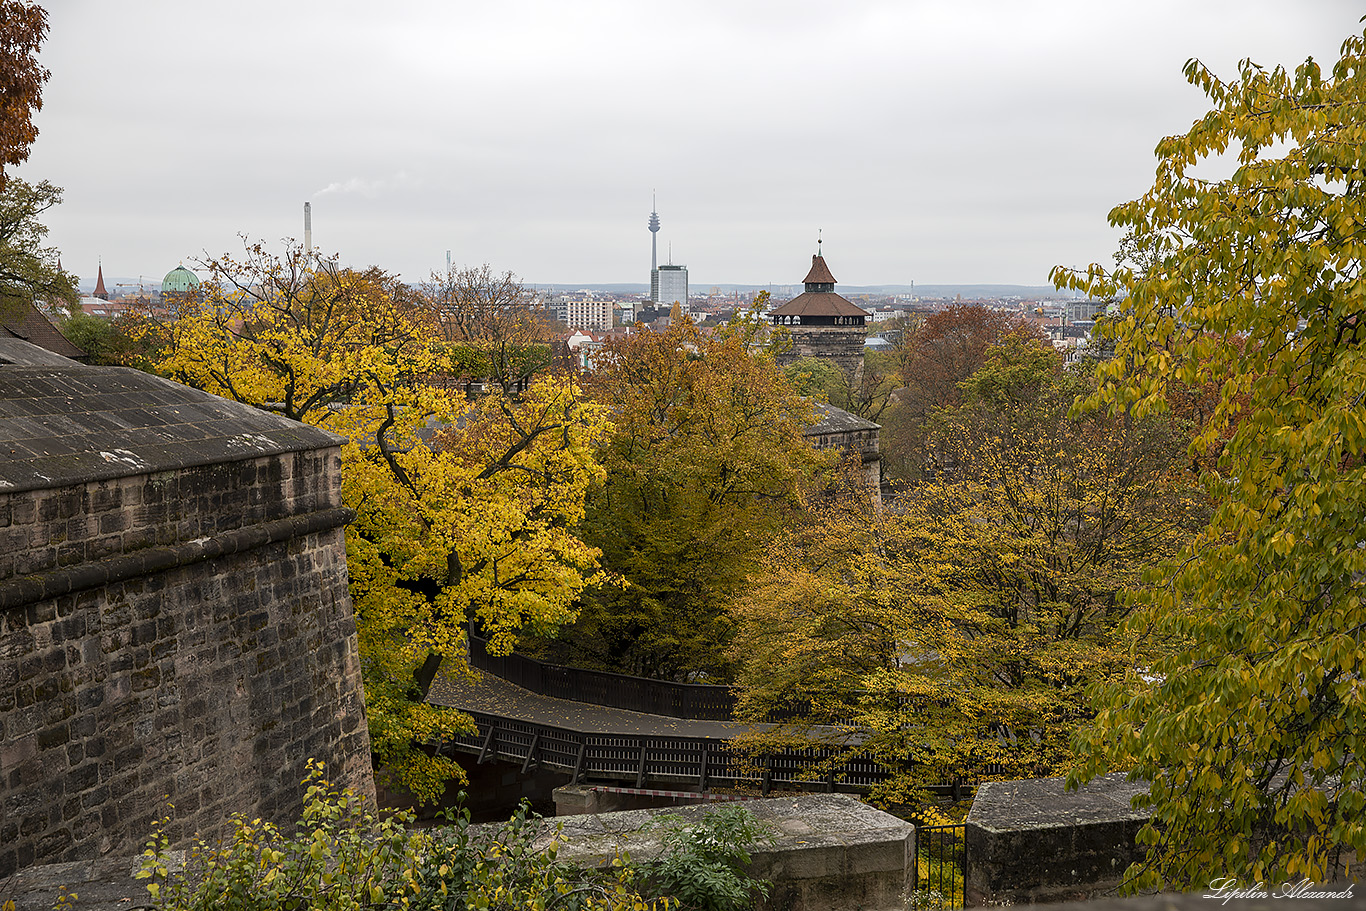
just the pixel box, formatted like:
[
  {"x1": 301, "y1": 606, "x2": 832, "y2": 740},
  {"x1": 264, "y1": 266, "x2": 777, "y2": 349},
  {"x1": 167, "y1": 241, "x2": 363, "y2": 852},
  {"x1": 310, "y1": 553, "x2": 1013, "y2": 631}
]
[{"x1": 94, "y1": 260, "x2": 109, "y2": 301}]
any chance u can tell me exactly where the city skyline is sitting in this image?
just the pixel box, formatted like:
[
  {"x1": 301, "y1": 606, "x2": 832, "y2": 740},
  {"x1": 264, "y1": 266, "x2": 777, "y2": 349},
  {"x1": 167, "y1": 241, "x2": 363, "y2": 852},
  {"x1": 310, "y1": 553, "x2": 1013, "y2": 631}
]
[{"x1": 19, "y1": 1, "x2": 1358, "y2": 289}]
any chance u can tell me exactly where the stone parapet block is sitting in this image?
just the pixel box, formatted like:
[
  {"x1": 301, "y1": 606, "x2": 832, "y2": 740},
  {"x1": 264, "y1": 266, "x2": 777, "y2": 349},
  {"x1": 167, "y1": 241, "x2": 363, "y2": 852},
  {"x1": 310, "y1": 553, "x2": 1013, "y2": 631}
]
[{"x1": 521, "y1": 793, "x2": 913, "y2": 911}]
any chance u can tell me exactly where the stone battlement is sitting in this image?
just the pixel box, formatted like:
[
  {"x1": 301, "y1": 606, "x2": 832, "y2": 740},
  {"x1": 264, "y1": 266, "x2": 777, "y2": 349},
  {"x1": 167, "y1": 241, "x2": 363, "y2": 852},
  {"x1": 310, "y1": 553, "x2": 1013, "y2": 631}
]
[{"x1": 0, "y1": 356, "x2": 373, "y2": 879}]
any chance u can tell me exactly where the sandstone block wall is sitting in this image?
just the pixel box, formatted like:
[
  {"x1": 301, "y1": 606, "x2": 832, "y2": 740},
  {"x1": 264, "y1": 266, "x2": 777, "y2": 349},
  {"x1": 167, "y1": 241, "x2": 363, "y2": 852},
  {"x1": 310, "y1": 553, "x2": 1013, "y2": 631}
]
[
  {"x1": 966, "y1": 774, "x2": 1150, "y2": 905},
  {"x1": 523, "y1": 794, "x2": 913, "y2": 911},
  {"x1": 0, "y1": 448, "x2": 374, "y2": 880},
  {"x1": 777, "y1": 326, "x2": 867, "y2": 379}
]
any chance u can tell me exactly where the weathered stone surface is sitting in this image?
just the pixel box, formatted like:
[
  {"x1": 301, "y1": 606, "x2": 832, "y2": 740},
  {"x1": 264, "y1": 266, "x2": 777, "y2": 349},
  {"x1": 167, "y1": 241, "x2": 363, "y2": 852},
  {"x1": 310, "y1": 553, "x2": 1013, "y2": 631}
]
[
  {"x1": 0, "y1": 365, "x2": 374, "y2": 881},
  {"x1": 0, "y1": 363, "x2": 342, "y2": 495},
  {"x1": 775, "y1": 325, "x2": 867, "y2": 379},
  {"x1": 553, "y1": 784, "x2": 730, "y2": 816},
  {"x1": 523, "y1": 794, "x2": 913, "y2": 911},
  {"x1": 966, "y1": 773, "x2": 1151, "y2": 905}
]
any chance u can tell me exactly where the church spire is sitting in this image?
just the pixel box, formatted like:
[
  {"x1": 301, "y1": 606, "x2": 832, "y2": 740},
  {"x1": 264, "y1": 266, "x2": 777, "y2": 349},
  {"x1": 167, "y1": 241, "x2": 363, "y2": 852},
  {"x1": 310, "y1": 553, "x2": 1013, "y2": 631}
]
[{"x1": 94, "y1": 261, "x2": 109, "y2": 301}]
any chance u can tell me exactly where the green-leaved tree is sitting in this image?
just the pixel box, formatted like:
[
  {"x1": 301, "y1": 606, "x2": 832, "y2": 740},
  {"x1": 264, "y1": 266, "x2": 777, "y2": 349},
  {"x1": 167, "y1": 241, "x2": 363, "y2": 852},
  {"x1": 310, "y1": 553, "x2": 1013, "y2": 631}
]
[
  {"x1": 0, "y1": 176, "x2": 76, "y2": 320},
  {"x1": 534, "y1": 317, "x2": 827, "y2": 681},
  {"x1": 730, "y1": 338, "x2": 1199, "y2": 802},
  {"x1": 1055, "y1": 26, "x2": 1366, "y2": 890}
]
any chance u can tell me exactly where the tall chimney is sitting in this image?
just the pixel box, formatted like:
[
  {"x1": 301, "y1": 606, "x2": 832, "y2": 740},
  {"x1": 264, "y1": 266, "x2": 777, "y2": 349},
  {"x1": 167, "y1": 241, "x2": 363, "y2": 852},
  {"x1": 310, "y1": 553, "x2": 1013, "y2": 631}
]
[{"x1": 304, "y1": 202, "x2": 312, "y2": 252}]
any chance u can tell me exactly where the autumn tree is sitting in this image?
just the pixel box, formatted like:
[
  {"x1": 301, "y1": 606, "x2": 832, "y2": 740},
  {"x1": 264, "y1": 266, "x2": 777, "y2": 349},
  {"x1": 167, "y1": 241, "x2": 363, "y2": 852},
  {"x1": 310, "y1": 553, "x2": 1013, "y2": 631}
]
[
  {"x1": 1, "y1": 1, "x2": 49, "y2": 184},
  {"x1": 1054, "y1": 27, "x2": 1366, "y2": 889},
  {"x1": 136, "y1": 242, "x2": 610, "y2": 800},
  {"x1": 730, "y1": 337, "x2": 1201, "y2": 801},
  {"x1": 56, "y1": 308, "x2": 155, "y2": 368},
  {"x1": 419, "y1": 264, "x2": 557, "y2": 395},
  {"x1": 784, "y1": 349, "x2": 899, "y2": 422},
  {"x1": 143, "y1": 244, "x2": 428, "y2": 422},
  {"x1": 897, "y1": 305, "x2": 1035, "y2": 410},
  {"x1": 0, "y1": 6, "x2": 76, "y2": 322},
  {"x1": 531, "y1": 316, "x2": 829, "y2": 681},
  {"x1": 0, "y1": 176, "x2": 76, "y2": 320},
  {"x1": 880, "y1": 304, "x2": 1040, "y2": 480}
]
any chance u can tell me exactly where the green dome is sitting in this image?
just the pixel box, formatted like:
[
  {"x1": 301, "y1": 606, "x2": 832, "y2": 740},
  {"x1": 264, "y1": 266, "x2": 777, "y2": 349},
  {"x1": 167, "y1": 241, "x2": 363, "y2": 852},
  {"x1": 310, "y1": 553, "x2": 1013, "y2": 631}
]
[{"x1": 162, "y1": 265, "x2": 200, "y2": 294}]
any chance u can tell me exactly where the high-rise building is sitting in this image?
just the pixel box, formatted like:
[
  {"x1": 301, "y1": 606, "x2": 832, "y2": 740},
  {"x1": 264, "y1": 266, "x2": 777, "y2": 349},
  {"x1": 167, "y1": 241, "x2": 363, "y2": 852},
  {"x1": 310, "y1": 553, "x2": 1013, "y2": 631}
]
[
  {"x1": 648, "y1": 200, "x2": 661, "y2": 303},
  {"x1": 657, "y1": 264, "x2": 688, "y2": 314}
]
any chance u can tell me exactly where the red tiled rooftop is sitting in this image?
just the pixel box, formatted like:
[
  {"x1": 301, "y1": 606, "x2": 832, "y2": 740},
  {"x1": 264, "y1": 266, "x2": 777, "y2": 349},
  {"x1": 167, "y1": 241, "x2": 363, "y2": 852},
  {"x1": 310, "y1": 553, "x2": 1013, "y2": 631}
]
[{"x1": 802, "y1": 254, "x2": 837, "y2": 285}]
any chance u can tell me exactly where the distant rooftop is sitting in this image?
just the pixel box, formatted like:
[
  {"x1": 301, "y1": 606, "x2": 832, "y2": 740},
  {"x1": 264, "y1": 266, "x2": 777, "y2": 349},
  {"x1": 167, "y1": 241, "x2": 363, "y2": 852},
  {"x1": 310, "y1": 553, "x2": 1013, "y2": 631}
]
[
  {"x1": 1, "y1": 302, "x2": 85, "y2": 361},
  {"x1": 770, "y1": 253, "x2": 869, "y2": 320},
  {"x1": 802, "y1": 254, "x2": 837, "y2": 286},
  {"x1": 805, "y1": 401, "x2": 880, "y2": 436}
]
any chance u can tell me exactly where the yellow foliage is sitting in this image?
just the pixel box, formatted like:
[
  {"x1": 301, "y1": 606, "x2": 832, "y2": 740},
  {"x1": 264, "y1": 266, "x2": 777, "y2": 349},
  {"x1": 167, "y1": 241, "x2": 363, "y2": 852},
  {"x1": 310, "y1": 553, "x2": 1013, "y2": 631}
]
[
  {"x1": 731, "y1": 344, "x2": 1201, "y2": 802},
  {"x1": 132, "y1": 244, "x2": 610, "y2": 801}
]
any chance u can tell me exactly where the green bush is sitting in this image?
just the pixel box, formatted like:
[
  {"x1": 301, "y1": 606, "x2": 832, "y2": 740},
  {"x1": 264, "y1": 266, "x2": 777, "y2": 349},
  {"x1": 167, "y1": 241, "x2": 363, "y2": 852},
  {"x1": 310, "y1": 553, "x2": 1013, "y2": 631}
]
[
  {"x1": 640, "y1": 806, "x2": 772, "y2": 911},
  {"x1": 136, "y1": 761, "x2": 667, "y2": 911}
]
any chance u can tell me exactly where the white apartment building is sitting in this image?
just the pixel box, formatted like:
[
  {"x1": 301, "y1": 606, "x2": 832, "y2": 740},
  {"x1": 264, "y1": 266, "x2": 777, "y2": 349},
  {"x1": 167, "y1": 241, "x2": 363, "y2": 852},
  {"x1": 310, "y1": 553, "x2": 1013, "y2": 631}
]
[{"x1": 557, "y1": 295, "x2": 612, "y2": 331}]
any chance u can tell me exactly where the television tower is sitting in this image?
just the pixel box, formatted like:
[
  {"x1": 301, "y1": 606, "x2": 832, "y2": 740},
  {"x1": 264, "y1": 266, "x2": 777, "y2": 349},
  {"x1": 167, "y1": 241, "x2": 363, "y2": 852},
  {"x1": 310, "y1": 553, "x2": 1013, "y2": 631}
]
[{"x1": 648, "y1": 194, "x2": 661, "y2": 304}]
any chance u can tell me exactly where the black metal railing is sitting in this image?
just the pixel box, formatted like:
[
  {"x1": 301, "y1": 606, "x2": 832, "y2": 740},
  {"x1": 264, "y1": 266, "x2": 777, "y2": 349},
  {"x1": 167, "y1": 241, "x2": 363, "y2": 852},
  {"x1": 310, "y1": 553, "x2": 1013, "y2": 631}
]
[
  {"x1": 913, "y1": 823, "x2": 967, "y2": 909},
  {"x1": 458, "y1": 639, "x2": 1016, "y2": 803},
  {"x1": 467, "y1": 634, "x2": 739, "y2": 721}
]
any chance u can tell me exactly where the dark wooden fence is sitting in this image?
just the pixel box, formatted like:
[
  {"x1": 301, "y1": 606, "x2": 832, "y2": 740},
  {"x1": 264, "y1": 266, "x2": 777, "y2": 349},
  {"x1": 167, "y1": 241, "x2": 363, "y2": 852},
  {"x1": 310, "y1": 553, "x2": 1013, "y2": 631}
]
[
  {"x1": 467, "y1": 634, "x2": 739, "y2": 721},
  {"x1": 440, "y1": 709, "x2": 894, "y2": 794}
]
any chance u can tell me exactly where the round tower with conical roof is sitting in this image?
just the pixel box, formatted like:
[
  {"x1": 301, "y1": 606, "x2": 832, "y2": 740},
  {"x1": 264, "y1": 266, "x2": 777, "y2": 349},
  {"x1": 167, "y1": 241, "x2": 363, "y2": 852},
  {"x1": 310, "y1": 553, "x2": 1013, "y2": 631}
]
[{"x1": 769, "y1": 245, "x2": 869, "y2": 378}]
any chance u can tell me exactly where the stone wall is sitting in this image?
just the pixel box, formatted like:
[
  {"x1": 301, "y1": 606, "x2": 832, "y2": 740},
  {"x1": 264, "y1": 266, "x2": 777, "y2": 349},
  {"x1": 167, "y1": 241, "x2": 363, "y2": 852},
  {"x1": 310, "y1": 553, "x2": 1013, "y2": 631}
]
[
  {"x1": 778, "y1": 325, "x2": 867, "y2": 379},
  {"x1": 552, "y1": 784, "x2": 740, "y2": 816},
  {"x1": 0, "y1": 448, "x2": 374, "y2": 880},
  {"x1": 965, "y1": 773, "x2": 1150, "y2": 905},
  {"x1": 538, "y1": 794, "x2": 913, "y2": 911}
]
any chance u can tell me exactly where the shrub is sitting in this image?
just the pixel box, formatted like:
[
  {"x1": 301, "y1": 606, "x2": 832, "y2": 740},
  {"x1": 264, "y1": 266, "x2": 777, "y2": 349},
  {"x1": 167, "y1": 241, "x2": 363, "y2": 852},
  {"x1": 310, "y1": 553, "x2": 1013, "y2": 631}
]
[
  {"x1": 135, "y1": 761, "x2": 666, "y2": 911},
  {"x1": 640, "y1": 806, "x2": 772, "y2": 911}
]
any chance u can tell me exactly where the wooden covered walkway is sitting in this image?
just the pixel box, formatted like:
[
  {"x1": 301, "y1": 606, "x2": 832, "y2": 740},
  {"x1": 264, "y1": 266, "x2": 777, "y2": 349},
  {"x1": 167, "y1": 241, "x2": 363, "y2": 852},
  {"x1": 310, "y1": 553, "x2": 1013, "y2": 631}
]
[{"x1": 426, "y1": 641, "x2": 887, "y2": 793}]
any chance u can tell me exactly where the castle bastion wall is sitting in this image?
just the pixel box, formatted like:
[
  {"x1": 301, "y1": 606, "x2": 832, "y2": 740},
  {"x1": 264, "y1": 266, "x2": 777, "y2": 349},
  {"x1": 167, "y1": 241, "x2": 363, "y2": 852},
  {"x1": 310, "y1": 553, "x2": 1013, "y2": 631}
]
[{"x1": 0, "y1": 358, "x2": 374, "y2": 880}]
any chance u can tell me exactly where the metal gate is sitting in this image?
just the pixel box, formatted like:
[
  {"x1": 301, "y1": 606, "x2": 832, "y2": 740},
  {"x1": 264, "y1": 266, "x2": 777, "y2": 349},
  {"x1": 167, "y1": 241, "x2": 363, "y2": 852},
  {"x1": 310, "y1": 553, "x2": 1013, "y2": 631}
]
[{"x1": 912, "y1": 823, "x2": 966, "y2": 909}]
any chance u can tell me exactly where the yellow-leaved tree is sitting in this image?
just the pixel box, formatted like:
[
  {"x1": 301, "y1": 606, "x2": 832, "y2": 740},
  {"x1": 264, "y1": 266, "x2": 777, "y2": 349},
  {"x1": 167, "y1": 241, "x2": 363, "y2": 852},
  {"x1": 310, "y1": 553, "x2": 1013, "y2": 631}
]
[
  {"x1": 138, "y1": 243, "x2": 609, "y2": 800},
  {"x1": 730, "y1": 336, "x2": 1202, "y2": 802},
  {"x1": 1054, "y1": 26, "x2": 1366, "y2": 889},
  {"x1": 531, "y1": 313, "x2": 829, "y2": 681}
]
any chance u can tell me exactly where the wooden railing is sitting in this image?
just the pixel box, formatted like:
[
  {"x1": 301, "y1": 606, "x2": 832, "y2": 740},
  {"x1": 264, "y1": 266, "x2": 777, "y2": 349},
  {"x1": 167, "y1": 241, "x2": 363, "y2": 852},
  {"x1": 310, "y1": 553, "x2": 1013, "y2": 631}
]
[
  {"x1": 439, "y1": 710, "x2": 893, "y2": 794},
  {"x1": 467, "y1": 634, "x2": 739, "y2": 721}
]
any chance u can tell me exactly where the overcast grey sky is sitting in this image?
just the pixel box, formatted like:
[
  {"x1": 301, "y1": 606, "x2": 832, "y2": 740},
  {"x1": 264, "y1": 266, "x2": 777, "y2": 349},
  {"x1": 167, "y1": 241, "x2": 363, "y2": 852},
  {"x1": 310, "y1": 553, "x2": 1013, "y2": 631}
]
[{"x1": 19, "y1": 1, "x2": 1360, "y2": 290}]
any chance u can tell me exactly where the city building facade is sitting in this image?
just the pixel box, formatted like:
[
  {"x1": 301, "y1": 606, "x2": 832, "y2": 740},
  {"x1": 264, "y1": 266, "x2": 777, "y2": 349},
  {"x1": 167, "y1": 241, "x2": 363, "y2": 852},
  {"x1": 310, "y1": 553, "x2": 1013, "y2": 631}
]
[
  {"x1": 657, "y1": 264, "x2": 688, "y2": 314},
  {"x1": 557, "y1": 294, "x2": 613, "y2": 331}
]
